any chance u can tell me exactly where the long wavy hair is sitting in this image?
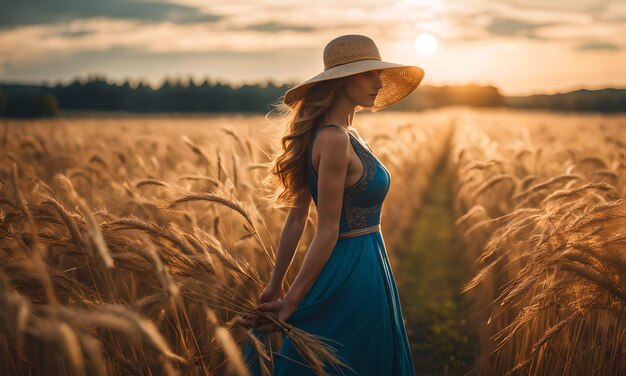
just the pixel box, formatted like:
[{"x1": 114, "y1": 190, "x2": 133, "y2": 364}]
[{"x1": 258, "y1": 77, "x2": 364, "y2": 209}]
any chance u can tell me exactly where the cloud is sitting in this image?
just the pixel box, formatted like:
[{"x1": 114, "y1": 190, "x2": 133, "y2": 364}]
[
  {"x1": 239, "y1": 21, "x2": 317, "y2": 33},
  {"x1": 0, "y1": 45, "x2": 320, "y2": 87},
  {"x1": 442, "y1": 1, "x2": 625, "y2": 47},
  {"x1": 0, "y1": 0, "x2": 222, "y2": 29},
  {"x1": 0, "y1": 19, "x2": 327, "y2": 67},
  {"x1": 497, "y1": 0, "x2": 607, "y2": 14},
  {"x1": 485, "y1": 17, "x2": 558, "y2": 39},
  {"x1": 54, "y1": 30, "x2": 96, "y2": 38},
  {"x1": 532, "y1": 21, "x2": 626, "y2": 46},
  {"x1": 577, "y1": 41, "x2": 622, "y2": 51}
]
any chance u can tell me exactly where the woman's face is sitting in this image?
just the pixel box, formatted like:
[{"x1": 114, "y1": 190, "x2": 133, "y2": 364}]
[{"x1": 341, "y1": 69, "x2": 384, "y2": 108}]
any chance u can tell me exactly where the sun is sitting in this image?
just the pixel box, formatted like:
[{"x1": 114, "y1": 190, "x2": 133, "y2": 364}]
[{"x1": 414, "y1": 33, "x2": 437, "y2": 56}]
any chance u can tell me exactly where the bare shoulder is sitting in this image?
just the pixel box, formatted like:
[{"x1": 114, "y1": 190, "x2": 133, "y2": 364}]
[{"x1": 314, "y1": 125, "x2": 350, "y2": 153}]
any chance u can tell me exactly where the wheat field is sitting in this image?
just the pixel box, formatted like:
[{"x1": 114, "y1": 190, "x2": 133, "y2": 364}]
[
  {"x1": 0, "y1": 107, "x2": 624, "y2": 375},
  {"x1": 448, "y1": 109, "x2": 626, "y2": 375}
]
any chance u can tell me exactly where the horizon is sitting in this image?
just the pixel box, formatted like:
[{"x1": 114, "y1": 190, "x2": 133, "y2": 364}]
[
  {"x1": 1, "y1": 1, "x2": 625, "y2": 97},
  {"x1": 2, "y1": 75, "x2": 624, "y2": 97}
]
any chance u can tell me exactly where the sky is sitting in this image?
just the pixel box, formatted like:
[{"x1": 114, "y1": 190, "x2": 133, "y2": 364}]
[{"x1": 1, "y1": 0, "x2": 625, "y2": 96}]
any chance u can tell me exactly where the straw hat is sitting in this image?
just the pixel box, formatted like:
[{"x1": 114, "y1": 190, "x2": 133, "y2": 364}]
[{"x1": 283, "y1": 34, "x2": 425, "y2": 111}]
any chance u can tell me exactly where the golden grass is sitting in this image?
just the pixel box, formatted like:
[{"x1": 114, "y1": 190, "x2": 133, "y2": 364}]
[
  {"x1": 0, "y1": 111, "x2": 448, "y2": 375},
  {"x1": 449, "y1": 108, "x2": 626, "y2": 375}
]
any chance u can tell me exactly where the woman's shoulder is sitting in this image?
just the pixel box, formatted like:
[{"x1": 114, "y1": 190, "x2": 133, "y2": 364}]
[
  {"x1": 313, "y1": 125, "x2": 349, "y2": 145},
  {"x1": 315, "y1": 123, "x2": 347, "y2": 134},
  {"x1": 311, "y1": 125, "x2": 350, "y2": 157}
]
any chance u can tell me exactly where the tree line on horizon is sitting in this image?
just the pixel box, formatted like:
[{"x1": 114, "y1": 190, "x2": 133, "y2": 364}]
[{"x1": 0, "y1": 74, "x2": 624, "y2": 118}]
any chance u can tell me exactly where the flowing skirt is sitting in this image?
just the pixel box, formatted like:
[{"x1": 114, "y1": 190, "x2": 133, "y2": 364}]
[{"x1": 242, "y1": 231, "x2": 416, "y2": 376}]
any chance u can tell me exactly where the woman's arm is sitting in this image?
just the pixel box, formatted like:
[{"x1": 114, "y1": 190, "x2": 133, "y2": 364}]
[
  {"x1": 282, "y1": 126, "x2": 350, "y2": 308},
  {"x1": 268, "y1": 190, "x2": 312, "y2": 289},
  {"x1": 236, "y1": 192, "x2": 311, "y2": 331}
]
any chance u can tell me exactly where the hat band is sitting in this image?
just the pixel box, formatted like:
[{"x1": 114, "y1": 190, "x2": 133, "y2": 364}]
[{"x1": 324, "y1": 56, "x2": 382, "y2": 70}]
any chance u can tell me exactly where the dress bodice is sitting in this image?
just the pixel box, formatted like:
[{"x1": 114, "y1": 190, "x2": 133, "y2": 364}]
[{"x1": 307, "y1": 124, "x2": 391, "y2": 233}]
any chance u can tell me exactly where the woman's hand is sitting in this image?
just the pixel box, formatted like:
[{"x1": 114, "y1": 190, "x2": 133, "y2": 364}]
[
  {"x1": 259, "y1": 280, "x2": 285, "y2": 305},
  {"x1": 234, "y1": 281, "x2": 285, "y2": 330},
  {"x1": 255, "y1": 297, "x2": 298, "y2": 333},
  {"x1": 235, "y1": 314, "x2": 258, "y2": 330}
]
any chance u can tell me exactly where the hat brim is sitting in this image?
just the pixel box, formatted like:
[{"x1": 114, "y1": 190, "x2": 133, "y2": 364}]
[{"x1": 283, "y1": 59, "x2": 425, "y2": 111}]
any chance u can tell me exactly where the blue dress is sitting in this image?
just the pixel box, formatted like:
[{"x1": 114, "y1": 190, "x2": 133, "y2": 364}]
[{"x1": 242, "y1": 124, "x2": 416, "y2": 376}]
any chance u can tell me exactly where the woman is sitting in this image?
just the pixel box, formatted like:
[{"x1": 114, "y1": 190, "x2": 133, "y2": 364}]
[{"x1": 235, "y1": 34, "x2": 425, "y2": 375}]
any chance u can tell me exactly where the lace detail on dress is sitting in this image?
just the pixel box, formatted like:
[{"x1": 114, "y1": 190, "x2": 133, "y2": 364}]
[
  {"x1": 343, "y1": 134, "x2": 379, "y2": 230},
  {"x1": 307, "y1": 124, "x2": 389, "y2": 233}
]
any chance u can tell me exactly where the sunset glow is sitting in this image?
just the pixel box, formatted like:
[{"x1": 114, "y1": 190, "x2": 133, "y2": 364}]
[
  {"x1": 0, "y1": 0, "x2": 624, "y2": 95},
  {"x1": 414, "y1": 33, "x2": 438, "y2": 56}
]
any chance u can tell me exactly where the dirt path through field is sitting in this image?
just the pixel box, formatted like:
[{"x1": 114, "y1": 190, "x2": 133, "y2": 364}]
[{"x1": 395, "y1": 135, "x2": 477, "y2": 375}]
